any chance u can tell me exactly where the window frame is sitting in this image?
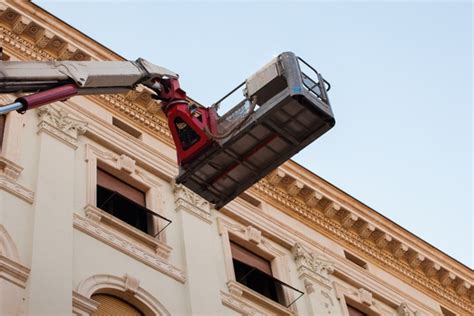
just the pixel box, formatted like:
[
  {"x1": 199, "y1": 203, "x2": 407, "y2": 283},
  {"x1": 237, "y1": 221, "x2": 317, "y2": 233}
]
[
  {"x1": 96, "y1": 168, "x2": 154, "y2": 236},
  {"x1": 83, "y1": 143, "x2": 171, "y2": 258},
  {"x1": 217, "y1": 216, "x2": 298, "y2": 315}
]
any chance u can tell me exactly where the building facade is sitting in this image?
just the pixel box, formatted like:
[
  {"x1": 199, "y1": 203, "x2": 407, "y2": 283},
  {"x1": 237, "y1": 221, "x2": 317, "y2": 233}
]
[{"x1": 0, "y1": 1, "x2": 472, "y2": 315}]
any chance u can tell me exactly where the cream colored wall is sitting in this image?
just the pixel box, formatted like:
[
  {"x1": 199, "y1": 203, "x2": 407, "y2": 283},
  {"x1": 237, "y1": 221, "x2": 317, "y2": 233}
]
[{"x1": 0, "y1": 1, "x2": 472, "y2": 315}]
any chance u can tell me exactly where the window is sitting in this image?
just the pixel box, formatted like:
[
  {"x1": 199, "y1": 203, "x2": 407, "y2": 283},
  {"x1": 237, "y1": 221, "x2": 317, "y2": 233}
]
[
  {"x1": 0, "y1": 114, "x2": 5, "y2": 153},
  {"x1": 347, "y1": 304, "x2": 368, "y2": 316},
  {"x1": 91, "y1": 294, "x2": 143, "y2": 316},
  {"x1": 96, "y1": 168, "x2": 151, "y2": 235},
  {"x1": 231, "y1": 241, "x2": 286, "y2": 305},
  {"x1": 112, "y1": 117, "x2": 142, "y2": 139},
  {"x1": 344, "y1": 251, "x2": 368, "y2": 269},
  {"x1": 440, "y1": 306, "x2": 456, "y2": 316}
]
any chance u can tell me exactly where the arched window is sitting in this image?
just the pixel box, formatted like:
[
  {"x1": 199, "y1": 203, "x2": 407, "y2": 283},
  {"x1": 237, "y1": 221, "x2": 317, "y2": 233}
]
[
  {"x1": 91, "y1": 294, "x2": 143, "y2": 316},
  {"x1": 75, "y1": 274, "x2": 171, "y2": 316}
]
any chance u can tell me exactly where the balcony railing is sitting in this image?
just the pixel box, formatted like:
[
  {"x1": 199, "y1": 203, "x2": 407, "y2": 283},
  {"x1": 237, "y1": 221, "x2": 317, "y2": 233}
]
[
  {"x1": 235, "y1": 260, "x2": 304, "y2": 308},
  {"x1": 97, "y1": 185, "x2": 172, "y2": 237}
]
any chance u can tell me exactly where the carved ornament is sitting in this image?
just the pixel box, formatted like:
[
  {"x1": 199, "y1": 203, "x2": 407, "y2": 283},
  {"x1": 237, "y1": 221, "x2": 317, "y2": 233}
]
[{"x1": 173, "y1": 183, "x2": 212, "y2": 224}]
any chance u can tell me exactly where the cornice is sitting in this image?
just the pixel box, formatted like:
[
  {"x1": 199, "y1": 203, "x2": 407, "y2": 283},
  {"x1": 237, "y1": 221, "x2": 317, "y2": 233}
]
[{"x1": 254, "y1": 173, "x2": 473, "y2": 313}]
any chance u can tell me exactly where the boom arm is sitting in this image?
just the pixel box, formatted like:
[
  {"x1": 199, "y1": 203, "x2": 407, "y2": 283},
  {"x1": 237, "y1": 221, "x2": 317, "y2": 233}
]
[{"x1": 0, "y1": 58, "x2": 179, "y2": 113}]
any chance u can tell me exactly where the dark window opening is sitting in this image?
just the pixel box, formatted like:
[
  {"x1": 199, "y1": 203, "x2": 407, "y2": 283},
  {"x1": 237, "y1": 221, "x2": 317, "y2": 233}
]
[
  {"x1": 344, "y1": 251, "x2": 368, "y2": 269},
  {"x1": 97, "y1": 168, "x2": 149, "y2": 234},
  {"x1": 96, "y1": 168, "x2": 172, "y2": 237},
  {"x1": 113, "y1": 117, "x2": 142, "y2": 138},
  {"x1": 238, "y1": 192, "x2": 262, "y2": 208},
  {"x1": 174, "y1": 117, "x2": 200, "y2": 150},
  {"x1": 347, "y1": 304, "x2": 368, "y2": 316},
  {"x1": 97, "y1": 185, "x2": 149, "y2": 234},
  {"x1": 229, "y1": 241, "x2": 304, "y2": 308},
  {"x1": 233, "y1": 258, "x2": 282, "y2": 303},
  {"x1": 440, "y1": 306, "x2": 456, "y2": 316}
]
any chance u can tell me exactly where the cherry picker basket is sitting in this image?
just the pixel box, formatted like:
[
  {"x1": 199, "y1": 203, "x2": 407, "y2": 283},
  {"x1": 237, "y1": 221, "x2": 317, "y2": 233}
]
[{"x1": 176, "y1": 52, "x2": 335, "y2": 209}]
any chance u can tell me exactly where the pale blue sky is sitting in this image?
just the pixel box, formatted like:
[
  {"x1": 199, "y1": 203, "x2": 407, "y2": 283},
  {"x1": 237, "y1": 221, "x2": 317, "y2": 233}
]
[{"x1": 35, "y1": 1, "x2": 472, "y2": 267}]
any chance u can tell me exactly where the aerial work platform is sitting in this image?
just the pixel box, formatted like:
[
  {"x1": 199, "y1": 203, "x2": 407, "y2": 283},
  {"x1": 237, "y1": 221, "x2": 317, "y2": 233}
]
[
  {"x1": 0, "y1": 50, "x2": 334, "y2": 209},
  {"x1": 175, "y1": 52, "x2": 335, "y2": 208}
]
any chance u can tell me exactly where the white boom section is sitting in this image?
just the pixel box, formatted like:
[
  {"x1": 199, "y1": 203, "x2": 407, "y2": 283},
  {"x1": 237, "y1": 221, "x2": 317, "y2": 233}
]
[{"x1": 0, "y1": 58, "x2": 178, "y2": 94}]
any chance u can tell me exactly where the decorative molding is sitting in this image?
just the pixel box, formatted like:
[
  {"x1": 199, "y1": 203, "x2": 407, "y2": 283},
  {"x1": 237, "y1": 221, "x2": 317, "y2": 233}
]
[
  {"x1": 255, "y1": 178, "x2": 473, "y2": 313},
  {"x1": 341, "y1": 212, "x2": 358, "y2": 228},
  {"x1": 439, "y1": 270, "x2": 456, "y2": 288},
  {"x1": 124, "y1": 274, "x2": 140, "y2": 294},
  {"x1": 244, "y1": 225, "x2": 262, "y2": 245},
  {"x1": 396, "y1": 302, "x2": 421, "y2": 316},
  {"x1": 358, "y1": 222, "x2": 375, "y2": 240},
  {"x1": 224, "y1": 281, "x2": 295, "y2": 316},
  {"x1": 422, "y1": 260, "x2": 441, "y2": 278},
  {"x1": 37, "y1": 105, "x2": 87, "y2": 149},
  {"x1": 76, "y1": 273, "x2": 171, "y2": 316},
  {"x1": 84, "y1": 204, "x2": 172, "y2": 259},
  {"x1": 391, "y1": 241, "x2": 409, "y2": 259},
  {"x1": 0, "y1": 225, "x2": 21, "y2": 261},
  {"x1": 266, "y1": 169, "x2": 285, "y2": 186},
  {"x1": 73, "y1": 214, "x2": 185, "y2": 283},
  {"x1": 173, "y1": 183, "x2": 212, "y2": 224},
  {"x1": 0, "y1": 255, "x2": 30, "y2": 288},
  {"x1": 373, "y1": 232, "x2": 392, "y2": 249},
  {"x1": 117, "y1": 154, "x2": 136, "y2": 174},
  {"x1": 304, "y1": 190, "x2": 323, "y2": 208},
  {"x1": 217, "y1": 217, "x2": 287, "y2": 258},
  {"x1": 407, "y1": 252, "x2": 425, "y2": 269},
  {"x1": 303, "y1": 279, "x2": 315, "y2": 294},
  {"x1": 0, "y1": 156, "x2": 23, "y2": 180},
  {"x1": 221, "y1": 291, "x2": 268, "y2": 316},
  {"x1": 323, "y1": 202, "x2": 340, "y2": 219},
  {"x1": 0, "y1": 175, "x2": 34, "y2": 204},
  {"x1": 0, "y1": 157, "x2": 33, "y2": 204},
  {"x1": 72, "y1": 291, "x2": 100, "y2": 316},
  {"x1": 292, "y1": 243, "x2": 334, "y2": 288},
  {"x1": 0, "y1": 255, "x2": 30, "y2": 316},
  {"x1": 286, "y1": 180, "x2": 304, "y2": 197},
  {"x1": 335, "y1": 283, "x2": 381, "y2": 315},
  {"x1": 454, "y1": 280, "x2": 471, "y2": 296}
]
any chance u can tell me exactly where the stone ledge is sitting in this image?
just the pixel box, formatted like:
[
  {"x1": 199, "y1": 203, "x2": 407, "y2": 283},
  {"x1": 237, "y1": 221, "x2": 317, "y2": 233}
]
[
  {"x1": 73, "y1": 213, "x2": 185, "y2": 283},
  {"x1": 84, "y1": 204, "x2": 172, "y2": 259}
]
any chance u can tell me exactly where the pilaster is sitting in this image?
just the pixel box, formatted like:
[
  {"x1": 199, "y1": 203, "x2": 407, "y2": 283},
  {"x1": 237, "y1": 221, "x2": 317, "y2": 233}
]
[
  {"x1": 173, "y1": 183, "x2": 223, "y2": 315},
  {"x1": 26, "y1": 105, "x2": 86, "y2": 315},
  {"x1": 292, "y1": 243, "x2": 342, "y2": 315}
]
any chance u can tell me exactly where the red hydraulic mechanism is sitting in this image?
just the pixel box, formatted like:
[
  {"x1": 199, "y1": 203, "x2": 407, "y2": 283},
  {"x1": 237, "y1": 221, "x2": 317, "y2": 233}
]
[{"x1": 154, "y1": 77, "x2": 218, "y2": 165}]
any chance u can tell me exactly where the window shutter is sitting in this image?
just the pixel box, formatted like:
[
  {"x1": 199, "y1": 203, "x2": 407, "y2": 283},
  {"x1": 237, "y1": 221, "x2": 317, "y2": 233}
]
[
  {"x1": 91, "y1": 294, "x2": 143, "y2": 316},
  {"x1": 230, "y1": 241, "x2": 272, "y2": 275},
  {"x1": 97, "y1": 168, "x2": 145, "y2": 206}
]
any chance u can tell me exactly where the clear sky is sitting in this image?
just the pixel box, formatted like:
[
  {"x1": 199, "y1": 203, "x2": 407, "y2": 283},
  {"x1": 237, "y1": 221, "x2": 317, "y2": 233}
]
[{"x1": 35, "y1": 1, "x2": 472, "y2": 267}]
